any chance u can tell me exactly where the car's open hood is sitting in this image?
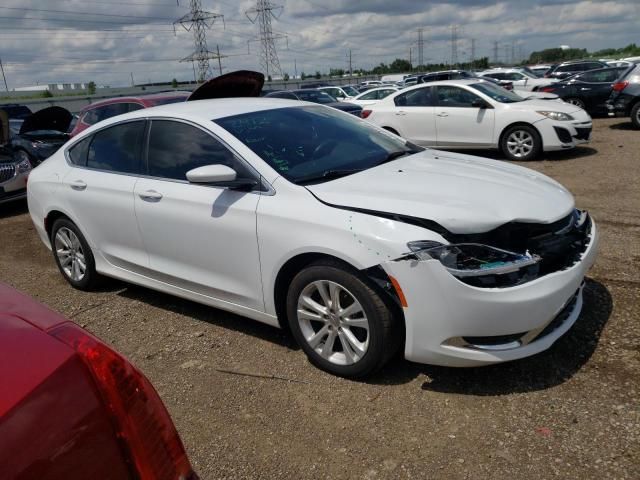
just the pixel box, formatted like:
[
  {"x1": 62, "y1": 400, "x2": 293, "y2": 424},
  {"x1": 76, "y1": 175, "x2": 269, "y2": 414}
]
[
  {"x1": 187, "y1": 70, "x2": 264, "y2": 101},
  {"x1": 19, "y1": 106, "x2": 72, "y2": 135},
  {"x1": 306, "y1": 150, "x2": 575, "y2": 234}
]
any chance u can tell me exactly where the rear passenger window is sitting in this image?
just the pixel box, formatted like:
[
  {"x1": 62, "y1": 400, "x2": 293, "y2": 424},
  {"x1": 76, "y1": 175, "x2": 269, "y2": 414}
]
[
  {"x1": 87, "y1": 121, "x2": 145, "y2": 173},
  {"x1": 68, "y1": 136, "x2": 91, "y2": 166},
  {"x1": 394, "y1": 87, "x2": 434, "y2": 107},
  {"x1": 147, "y1": 120, "x2": 252, "y2": 181}
]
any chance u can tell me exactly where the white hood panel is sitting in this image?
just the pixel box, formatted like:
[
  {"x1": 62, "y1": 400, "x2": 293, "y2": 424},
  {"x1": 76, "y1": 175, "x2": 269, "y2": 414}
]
[{"x1": 307, "y1": 150, "x2": 575, "y2": 234}]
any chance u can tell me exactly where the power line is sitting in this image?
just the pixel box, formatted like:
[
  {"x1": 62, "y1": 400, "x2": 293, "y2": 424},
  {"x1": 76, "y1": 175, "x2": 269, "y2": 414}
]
[{"x1": 0, "y1": 6, "x2": 177, "y2": 21}]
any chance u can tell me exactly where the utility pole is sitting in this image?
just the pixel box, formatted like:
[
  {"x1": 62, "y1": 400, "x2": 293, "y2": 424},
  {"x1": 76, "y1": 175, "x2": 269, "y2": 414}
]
[
  {"x1": 470, "y1": 38, "x2": 476, "y2": 65},
  {"x1": 174, "y1": 0, "x2": 225, "y2": 82},
  {"x1": 246, "y1": 0, "x2": 287, "y2": 79},
  {"x1": 130, "y1": 72, "x2": 134, "y2": 87},
  {"x1": 450, "y1": 25, "x2": 459, "y2": 67},
  {"x1": 348, "y1": 49, "x2": 353, "y2": 78},
  {"x1": 0, "y1": 57, "x2": 8, "y2": 91},
  {"x1": 417, "y1": 28, "x2": 424, "y2": 68},
  {"x1": 216, "y1": 44, "x2": 223, "y2": 75},
  {"x1": 493, "y1": 41, "x2": 499, "y2": 64},
  {"x1": 409, "y1": 47, "x2": 412, "y2": 71},
  {"x1": 503, "y1": 44, "x2": 510, "y2": 66},
  {"x1": 294, "y1": 58, "x2": 297, "y2": 79}
]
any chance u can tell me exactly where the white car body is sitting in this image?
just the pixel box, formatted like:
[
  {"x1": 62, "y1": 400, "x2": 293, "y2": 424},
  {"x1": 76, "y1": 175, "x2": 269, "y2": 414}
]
[
  {"x1": 363, "y1": 79, "x2": 592, "y2": 154},
  {"x1": 317, "y1": 86, "x2": 359, "y2": 102},
  {"x1": 27, "y1": 98, "x2": 598, "y2": 371},
  {"x1": 345, "y1": 87, "x2": 399, "y2": 107},
  {"x1": 480, "y1": 68, "x2": 556, "y2": 91}
]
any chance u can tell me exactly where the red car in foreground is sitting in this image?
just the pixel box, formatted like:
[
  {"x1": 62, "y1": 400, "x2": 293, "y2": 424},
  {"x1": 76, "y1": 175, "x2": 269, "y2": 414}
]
[
  {"x1": 0, "y1": 283, "x2": 197, "y2": 480},
  {"x1": 70, "y1": 92, "x2": 190, "y2": 137}
]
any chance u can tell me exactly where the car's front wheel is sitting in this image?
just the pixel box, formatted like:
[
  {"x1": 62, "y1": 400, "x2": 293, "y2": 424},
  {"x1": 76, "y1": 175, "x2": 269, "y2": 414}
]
[
  {"x1": 631, "y1": 102, "x2": 640, "y2": 129},
  {"x1": 501, "y1": 125, "x2": 542, "y2": 161},
  {"x1": 51, "y1": 218, "x2": 102, "y2": 290},
  {"x1": 286, "y1": 260, "x2": 400, "y2": 378}
]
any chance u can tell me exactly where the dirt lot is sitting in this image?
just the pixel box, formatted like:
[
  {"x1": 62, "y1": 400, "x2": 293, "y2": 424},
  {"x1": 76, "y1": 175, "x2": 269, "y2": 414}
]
[{"x1": 1, "y1": 117, "x2": 639, "y2": 479}]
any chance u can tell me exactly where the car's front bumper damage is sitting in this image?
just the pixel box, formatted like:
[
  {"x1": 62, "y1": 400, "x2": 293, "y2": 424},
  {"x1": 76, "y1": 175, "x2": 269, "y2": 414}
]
[{"x1": 381, "y1": 217, "x2": 599, "y2": 367}]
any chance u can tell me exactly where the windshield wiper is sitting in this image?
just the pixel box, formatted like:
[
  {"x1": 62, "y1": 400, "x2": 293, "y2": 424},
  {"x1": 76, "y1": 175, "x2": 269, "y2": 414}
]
[{"x1": 295, "y1": 169, "x2": 363, "y2": 185}]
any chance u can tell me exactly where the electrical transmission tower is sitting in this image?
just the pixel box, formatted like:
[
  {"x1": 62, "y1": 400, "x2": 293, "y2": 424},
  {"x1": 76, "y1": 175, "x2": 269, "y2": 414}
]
[
  {"x1": 246, "y1": 0, "x2": 287, "y2": 79},
  {"x1": 450, "y1": 25, "x2": 459, "y2": 66},
  {"x1": 416, "y1": 28, "x2": 424, "y2": 68},
  {"x1": 174, "y1": 0, "x2": 225, "y2": 82}
]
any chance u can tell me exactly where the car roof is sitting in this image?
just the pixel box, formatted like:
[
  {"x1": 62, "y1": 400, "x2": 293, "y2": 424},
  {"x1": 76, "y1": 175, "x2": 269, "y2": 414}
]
[{"x1": 81, "y1": 91, "x2": 190, "y2": 110}]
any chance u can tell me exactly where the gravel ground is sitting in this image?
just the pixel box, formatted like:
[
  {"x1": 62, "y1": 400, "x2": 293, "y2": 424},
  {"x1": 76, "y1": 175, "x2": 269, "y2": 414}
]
[{"x1": 1, "y1": 117, "x2": 639, "y2": 479}]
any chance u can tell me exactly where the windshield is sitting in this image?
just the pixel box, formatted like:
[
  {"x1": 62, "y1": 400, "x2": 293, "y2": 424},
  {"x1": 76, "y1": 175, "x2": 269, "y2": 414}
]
[
  {"x1": 342, "y1": 86, "x2": 359, "y2": 96},
  {"x1": 469, "y1": 82, "x2": 524, "y2": 103},
  {"x1": 295, "y1": 90, "x2": 337, "y2": 104},
  {"x1": 214, "y1": 106, "x2": 422, "y2": 184}
]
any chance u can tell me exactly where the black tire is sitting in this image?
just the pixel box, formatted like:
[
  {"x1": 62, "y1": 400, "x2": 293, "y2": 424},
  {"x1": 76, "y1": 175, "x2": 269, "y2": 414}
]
[
  {"x1": 564, "y1": 97, "x2": 585, "y2": 110},
  {"x1": 286, "y1": 259, "x2": 401, "y2": 378},
  {"x1": 500, "y1": 124, "x2": 542, "y2": 161},
  {"x1": 50, "y1": 218, "x2": 103, "y2": 291},
  {"x1": 631, "y1": 102, "x2": 640, "y2": 130}
]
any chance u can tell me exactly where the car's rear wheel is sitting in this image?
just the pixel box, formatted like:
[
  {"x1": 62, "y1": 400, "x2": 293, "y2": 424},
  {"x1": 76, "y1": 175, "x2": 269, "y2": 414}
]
[
  {"x1": 51, "y1": 218, "x2": 102, "y2": 290},
  {"x1": 286, "y1": 260, "x2": 400, "y2": 378},
  {"x1": 564, "y1": 97, "x2": 586, "y2": 110},
  {"x1": 501, "y1": 125, "x2": 542, "y2": 161},
  {"x1": 631, "y1": 102, "x2": 640, "y2": 129}
]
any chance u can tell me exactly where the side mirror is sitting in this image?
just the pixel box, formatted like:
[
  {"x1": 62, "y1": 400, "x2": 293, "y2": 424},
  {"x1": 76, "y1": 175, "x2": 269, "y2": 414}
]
[
  {"x1": 186, "y1": 164, "x2": 237, "y2": 183},
  {"x1": 186, "y1": 164, "x2": 259, "y2": 191}
]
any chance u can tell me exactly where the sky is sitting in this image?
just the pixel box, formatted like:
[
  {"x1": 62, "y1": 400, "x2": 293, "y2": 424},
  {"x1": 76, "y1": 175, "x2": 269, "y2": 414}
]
[{"x1": 0, "y1": 0, "x2": 638, "y2": 88}]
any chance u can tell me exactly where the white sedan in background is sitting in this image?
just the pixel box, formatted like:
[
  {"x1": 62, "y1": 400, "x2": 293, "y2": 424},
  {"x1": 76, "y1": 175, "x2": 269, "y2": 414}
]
[
  {"x1": 345, "y1": 87, "x2": 399, "y2": 107},
  {"x1": 480, "y1": 68, "x2": 556, "y2": 91},
  {"x1": 362, "y1": 79, "x2": 592, "y2": 161},
  {"x1": 28, "y1": 93, "x2": 598, "y2": 378},
  {"x1": 317, "y1": 85, "x2": 360, "y2": 102}
]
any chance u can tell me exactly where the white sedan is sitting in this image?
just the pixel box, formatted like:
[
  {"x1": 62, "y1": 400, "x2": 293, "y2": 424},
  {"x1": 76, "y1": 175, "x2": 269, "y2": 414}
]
[
  {"x1": 362, "y1": 79, "x2": 592, "y2": 161},
  {"x1": 317, "y1": 86, "x2": 360, "y2": 101},
  {"x1": 28, "y1": 97, "x2": 598, "y2": 378},
  {"x1": 480, "y1": 69, "x2": 556, "y2": 91},
  {"x1": 345, "y1": 87, "x2": 399, "y2": 107}
]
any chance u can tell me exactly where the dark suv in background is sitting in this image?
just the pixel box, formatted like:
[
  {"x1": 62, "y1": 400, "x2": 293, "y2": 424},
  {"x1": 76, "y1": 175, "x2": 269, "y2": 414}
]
[
  {"x1": 607, "y1": 62, "x2": 640, "y2": 128},
  {"x1": 544, "y1": 60, "x2": 609, "y2": 80}
]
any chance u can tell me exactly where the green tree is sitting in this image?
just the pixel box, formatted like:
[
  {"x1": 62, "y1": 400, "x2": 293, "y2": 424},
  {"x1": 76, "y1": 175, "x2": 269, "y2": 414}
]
[
  {"x1": 267, "y1": 75, "x2": 272, "y2": 82},
  {"x1": 87, "y1": 81, "x2": 96, "y2": 95},
  {"x1": 171, "y1": 78, "x2": 178, "y2": 88},
  {"x1": 389, "y1": 58, "x2": 412, "y2": 73},
  {"x1": 41, "y1": 90, "x2": 53, "y2": 98},
  {"x1": 300, "y1": 72, "x2": 306, "y2": 80},
  {"x1": 283, "y1": 73, "x2": 290, "y2": 81},
  {"x1": 314, "y1": 71, "x2": 321, "y2": 79}
]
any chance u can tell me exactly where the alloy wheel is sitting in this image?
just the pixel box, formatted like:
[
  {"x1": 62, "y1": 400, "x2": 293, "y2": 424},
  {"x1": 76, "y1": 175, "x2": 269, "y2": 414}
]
[
  {"x1": 566, "y1": 98, "x2": 585, "y2": 109},
  {"x1": 506, "y1": 130, "x2": 534, "y2": 158},
  {"x1": 296, "y1": 280, "x2": 369, "y2": 366},
  {"x1": 54, "y1": 227, "x2": 86, "y2": 282}
]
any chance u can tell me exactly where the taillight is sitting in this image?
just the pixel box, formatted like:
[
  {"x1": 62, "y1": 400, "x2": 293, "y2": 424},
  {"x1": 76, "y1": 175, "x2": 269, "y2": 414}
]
[
  {"x1": 361, "y1": 110, "x2": 372, "y2": 119},
  {"x1": 612, "y1": 81, "x2": 629, "y2": 92},
  {"x1": 49, "y1": 323, "x2": 197, "y2": 480},
  {"x1": 541, "y1": 86, "x2": 555, "y2": 93}
]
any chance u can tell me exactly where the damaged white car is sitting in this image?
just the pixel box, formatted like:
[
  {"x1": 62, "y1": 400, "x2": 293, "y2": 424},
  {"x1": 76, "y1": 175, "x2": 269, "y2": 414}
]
[{"x1": 27, "y1": 73, "x2": 599, "y2": 378}]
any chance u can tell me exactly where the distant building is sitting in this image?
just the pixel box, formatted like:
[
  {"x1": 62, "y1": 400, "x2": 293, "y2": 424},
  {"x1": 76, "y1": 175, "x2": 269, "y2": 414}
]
[{"x1": 13, "y1": 83, "x2": 88, "y2": 93}]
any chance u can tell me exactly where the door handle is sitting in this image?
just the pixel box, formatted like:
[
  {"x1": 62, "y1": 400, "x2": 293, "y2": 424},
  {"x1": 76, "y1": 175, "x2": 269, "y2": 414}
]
[
  {"x1": 436, "y1": 112, "x2": 449, "y2": 117},
  {"x1": 395, "y1": 111, "x2": 407, "y2": 116},
  {"x1": 139, "y1": 190, "x2": 163, "y2": 202},
  {"x1": 69, "y1": 180, "x2": 87, "y2": 191}
]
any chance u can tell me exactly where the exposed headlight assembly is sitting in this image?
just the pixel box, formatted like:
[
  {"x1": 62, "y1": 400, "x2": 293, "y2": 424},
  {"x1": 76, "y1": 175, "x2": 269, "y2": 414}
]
[
  {"x1": 406, "y1": 241, "x2": 541, "y2": 288},
  {"x1": 16, "y1": 158, "x2": 31, "y2": 173},
  {"x1": 536, "y1": 111, "x2": 574, "y2": 121}
]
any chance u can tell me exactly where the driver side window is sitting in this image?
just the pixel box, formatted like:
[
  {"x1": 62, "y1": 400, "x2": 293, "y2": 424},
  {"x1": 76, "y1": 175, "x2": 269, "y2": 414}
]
[
  {"x1": 435, "y1": 86, "x2": 482, "y2": 108},
  {"x1": 394, "y1": 87, "x2": 434, "y2": 107},
  {"x1": 146, "y1": 120, "x2": 252, "y2": 181}
]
